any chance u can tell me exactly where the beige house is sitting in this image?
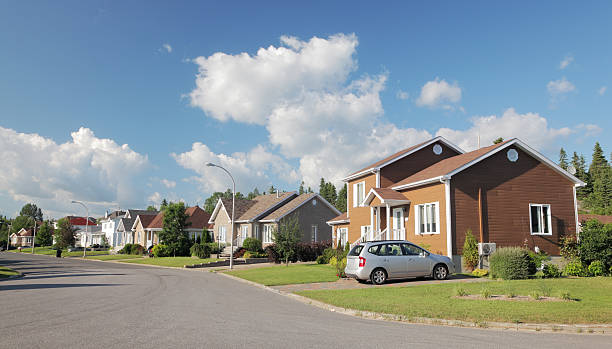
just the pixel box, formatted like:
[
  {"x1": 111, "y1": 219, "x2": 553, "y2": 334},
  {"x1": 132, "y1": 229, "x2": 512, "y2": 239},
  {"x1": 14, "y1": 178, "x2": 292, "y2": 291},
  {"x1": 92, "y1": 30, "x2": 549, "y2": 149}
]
[
  {"x1": 209, "y1": 192, "x2": 340, "y2": 247},
  {"x1": 10, "y1": 228, "x2": 33, "y2": 247}
]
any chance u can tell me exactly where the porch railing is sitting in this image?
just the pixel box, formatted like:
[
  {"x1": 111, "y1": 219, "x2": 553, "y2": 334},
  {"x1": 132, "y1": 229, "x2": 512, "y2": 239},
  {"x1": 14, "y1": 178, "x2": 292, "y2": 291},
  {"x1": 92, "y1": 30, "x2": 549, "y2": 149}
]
[{"x1": 349, "y1": 227, "x2": 388, "y2": 250}]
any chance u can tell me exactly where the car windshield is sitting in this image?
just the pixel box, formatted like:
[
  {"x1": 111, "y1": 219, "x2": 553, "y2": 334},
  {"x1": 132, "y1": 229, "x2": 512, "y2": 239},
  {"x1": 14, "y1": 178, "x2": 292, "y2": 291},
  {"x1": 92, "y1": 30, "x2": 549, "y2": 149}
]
[{"x1": 348, "y1": 245, "x2": 363, "y2": 256}]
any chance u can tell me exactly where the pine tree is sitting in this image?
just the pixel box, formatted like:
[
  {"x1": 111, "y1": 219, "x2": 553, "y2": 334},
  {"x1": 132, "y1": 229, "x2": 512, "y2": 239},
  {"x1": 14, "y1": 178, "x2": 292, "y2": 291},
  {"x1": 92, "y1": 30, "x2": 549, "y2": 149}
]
[
  {"x1": 319, "y1": 178, "x2": 327, "y2": 198},
  {"x1": 307, "y1": 187, "x2": 313, "y2": 193},
  {"x1": 298, "y1": 181, "x2": 305, "y2": 195},
  {"x1": 558, "y1": 148, "x2": 568, "y2": 170},
  {"x1": 589, "y1": 142, "x2": 609, "y2": 179},
  {"x1": 36, "y1": 220, "x2": 54, "y2": 246},
  {"x1": 336, "y1": 184, "x2": 347, "y2": 212},
  {"x1": 572, "y1": 152, "x2": 590, "y2": 198},
  {"x1": 325, "y1": 182, "x2": 337, "y2": 206}
]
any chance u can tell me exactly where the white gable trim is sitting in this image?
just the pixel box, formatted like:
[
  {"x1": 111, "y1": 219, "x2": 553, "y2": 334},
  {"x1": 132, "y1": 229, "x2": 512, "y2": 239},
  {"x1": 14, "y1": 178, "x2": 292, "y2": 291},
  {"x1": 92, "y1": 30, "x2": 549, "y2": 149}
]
[
  {"x1": 363, "y1": 188, "x2": 410, "y2": 206},
  {"x1": 392, "y1": 176, "x2": 445, "y2": 191},
  {"x1": 208, "y1": 198, "x2": 231, "y2": 224},
  {"x1": 342, "y1": 136, "x2": 465, "y2": 182}
]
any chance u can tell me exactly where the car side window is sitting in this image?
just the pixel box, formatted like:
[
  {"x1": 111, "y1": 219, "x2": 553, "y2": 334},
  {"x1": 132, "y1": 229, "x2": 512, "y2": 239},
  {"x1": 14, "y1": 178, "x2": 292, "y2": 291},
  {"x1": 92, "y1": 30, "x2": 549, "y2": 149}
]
[
  {"x1": 368, "y1": 245, "x2": 381, "y2": 255},
  {"x1": 402, "y1": 244, "x2": 422, "y2": 256},
  {"x1": 381, "y1": 243, "x2": 402, "y2": 256}
]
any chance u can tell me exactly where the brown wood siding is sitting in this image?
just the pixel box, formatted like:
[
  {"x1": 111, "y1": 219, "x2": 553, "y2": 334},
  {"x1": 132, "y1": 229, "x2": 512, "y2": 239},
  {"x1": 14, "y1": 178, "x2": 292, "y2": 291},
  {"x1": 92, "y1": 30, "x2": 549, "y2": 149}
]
[
  {"x1": 380, "y1": 141, "x2": 460, "y2": 188},
  {"x1": 400, "y1": 183, "x2": 448, "y2": 255},
  {"x1": 346, "y1": 173, "x2": 377, "y2": 244},
  {"x1": 451, "y1": 146, "x2": 576, "y2": 256}
]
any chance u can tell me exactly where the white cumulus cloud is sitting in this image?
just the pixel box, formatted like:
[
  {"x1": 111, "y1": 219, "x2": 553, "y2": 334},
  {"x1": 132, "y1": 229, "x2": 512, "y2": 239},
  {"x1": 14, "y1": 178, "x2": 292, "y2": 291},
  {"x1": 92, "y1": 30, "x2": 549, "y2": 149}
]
[
  {"x1": 160, "y1": 179, "x2": 176, "y2": 188},
  {"x1": 559, "y1": 55, "x2": 573, "y2": 69},
  {"x1": 547, "y1": 77, "x2": 575, "y2": 95},
  {"x1": 436, "y1": 108, "x2": 574, "y2": 151},
  {"x1": 0, "y1": 127, "x2": 149, "y2": 218},
  {"x1": 598, "y1": 86, "x2": 607, "y2": 96},
  {"x1": 162, "y1": 43, "x2": 172, "y2": 53},
  {"x1": 415, "y1": 78, "x2": 462, "y2": 109}
]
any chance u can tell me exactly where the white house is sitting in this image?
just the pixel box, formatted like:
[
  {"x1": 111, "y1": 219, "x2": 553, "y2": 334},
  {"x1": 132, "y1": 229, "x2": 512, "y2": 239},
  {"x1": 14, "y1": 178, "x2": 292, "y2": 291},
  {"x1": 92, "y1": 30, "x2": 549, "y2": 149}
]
[{"x1": 99, "y1": 210, "x2": 126, "y2": 247}]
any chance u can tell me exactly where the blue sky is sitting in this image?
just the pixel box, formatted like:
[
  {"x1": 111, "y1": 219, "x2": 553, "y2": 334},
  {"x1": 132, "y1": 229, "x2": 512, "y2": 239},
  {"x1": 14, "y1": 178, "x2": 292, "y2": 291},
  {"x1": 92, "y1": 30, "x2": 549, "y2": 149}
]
[{"x1": 0, "y1": 1, "x2": 610, "y2": 219}]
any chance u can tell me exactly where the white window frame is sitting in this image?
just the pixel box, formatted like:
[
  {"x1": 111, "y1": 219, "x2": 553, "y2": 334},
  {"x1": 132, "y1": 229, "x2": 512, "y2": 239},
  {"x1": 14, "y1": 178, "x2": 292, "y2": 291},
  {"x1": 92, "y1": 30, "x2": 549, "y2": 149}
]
[
  {"x1": 337, "y1": 227, "x2": 348, "y2": 246},
  {"x1": 529, "y1": 203, "x2": 552, "y2": 236},
  {"x1": 360, "y1": 225, "x2": 372, "y2": 240},
  {"x1": 311, "y1": 225, "x2": 318, "y2": 242},
  {"x1": 415, "y1": 202, "x2": 440, "y2": 235},
  {"x1": 254, "y1": 225, "x2": 260, "y2": 240},
  {"x1": 353, "y1": 181, "x2": 365, "y2": 207},
  {"x1": 218, "y1": 226, "x2": 226, "y2": 242},
  {"x1": 263, "y1": 224, "x2": 274, "y2": 243},
  {"x1": 241, "y1": 225, "x2": 248, "y2": 238}
]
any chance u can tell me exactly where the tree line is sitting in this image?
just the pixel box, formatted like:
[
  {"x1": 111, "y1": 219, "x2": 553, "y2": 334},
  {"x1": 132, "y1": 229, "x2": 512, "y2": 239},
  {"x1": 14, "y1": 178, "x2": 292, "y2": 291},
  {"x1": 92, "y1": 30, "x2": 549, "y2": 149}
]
[{"x1": 559, "y1": 141, "x2": 611, "y2": 215}]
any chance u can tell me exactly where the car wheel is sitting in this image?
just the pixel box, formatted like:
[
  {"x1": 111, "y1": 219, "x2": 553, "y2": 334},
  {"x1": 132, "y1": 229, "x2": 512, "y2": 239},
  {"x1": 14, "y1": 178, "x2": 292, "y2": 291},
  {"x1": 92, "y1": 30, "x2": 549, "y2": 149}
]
[
  {"x1": 433, "y1": 264, "x2": 449, "y2": 280},
  {"x1": 370, "y1": 268, "x2": 387, "y2": 285},
  {"x1": 357, "y1": 279, "x2": 368, "y2": 284}
]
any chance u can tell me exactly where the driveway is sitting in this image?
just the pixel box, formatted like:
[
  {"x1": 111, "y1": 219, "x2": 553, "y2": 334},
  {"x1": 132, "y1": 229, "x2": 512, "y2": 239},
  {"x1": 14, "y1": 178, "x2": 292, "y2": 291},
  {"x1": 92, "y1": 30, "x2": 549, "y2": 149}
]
[{"x1": 0, "y1": 253, "x2": 606, "y2": 348}]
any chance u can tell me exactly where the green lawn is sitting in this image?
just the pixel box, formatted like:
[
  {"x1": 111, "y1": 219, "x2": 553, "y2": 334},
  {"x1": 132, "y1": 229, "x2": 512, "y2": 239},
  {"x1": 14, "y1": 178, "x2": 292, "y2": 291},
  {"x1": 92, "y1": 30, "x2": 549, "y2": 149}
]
[
  {"x1": 11, "y1": 247, "x2": 110, "y2": 257},
  {"x1": 226, "y1": 263, "x2": 338, "y2": 286},
  {"x1": 12, "y1": 246, "x2": 56, "y2": 255},
  {"x1": 0, "y1": 266, "x2": 20, "y2": 278},
  {"x1": 120, "y1": 257, "x2": 221, "y2": 268},
  {"x1": 297, "y1": 277, "x2": 612, "y2": 324},
  {"x1": 62, "y1": 250, "x2": 110, "y2": 257},
  {"x1": 85, "y1": 254, "x2": 143, "y2": 261}
]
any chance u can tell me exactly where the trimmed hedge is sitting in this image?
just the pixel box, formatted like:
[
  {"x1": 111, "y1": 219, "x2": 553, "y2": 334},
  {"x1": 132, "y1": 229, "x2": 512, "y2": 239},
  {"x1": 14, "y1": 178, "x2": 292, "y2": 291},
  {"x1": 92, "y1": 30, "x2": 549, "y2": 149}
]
[
  {"x1": 190, "y1": 243, "x2": 211, "y2": 259},
  {"x1": 489, "y1": 247, "x2": 536, "y2": 279},
  {"x1": 296, "y1": 241, "x2": 331, "y2": 262},
  {"x1": 243, "y1": 238, "x2": 262, "y2": 253},
  {"x1": 152, "y1": 244, "x2": 172, "y2": 258},
  {"x1": 118, "y1": 243, "x2": 144, "y2": 255}
]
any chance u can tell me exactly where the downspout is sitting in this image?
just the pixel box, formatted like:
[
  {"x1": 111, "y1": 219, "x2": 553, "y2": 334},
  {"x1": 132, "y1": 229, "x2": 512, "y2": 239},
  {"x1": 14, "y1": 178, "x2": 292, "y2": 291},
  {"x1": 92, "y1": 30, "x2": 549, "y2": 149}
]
[
  {"x1": 478, "y1": 187, "x2": 484, "y2": 243},
  {"x1": 440, "y1": 177, "x2": 453, "y2": 258}
]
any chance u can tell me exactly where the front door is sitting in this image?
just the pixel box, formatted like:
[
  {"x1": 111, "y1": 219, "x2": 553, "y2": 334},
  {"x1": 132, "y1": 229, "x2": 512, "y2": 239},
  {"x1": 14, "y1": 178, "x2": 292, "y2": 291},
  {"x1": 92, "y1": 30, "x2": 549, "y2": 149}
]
[
  {"x1": 392, "y1": 208, "x2": 405, "y2": 240},
  {"x1": 240, "y1": 225, "x2": 248, "y2": 247}
]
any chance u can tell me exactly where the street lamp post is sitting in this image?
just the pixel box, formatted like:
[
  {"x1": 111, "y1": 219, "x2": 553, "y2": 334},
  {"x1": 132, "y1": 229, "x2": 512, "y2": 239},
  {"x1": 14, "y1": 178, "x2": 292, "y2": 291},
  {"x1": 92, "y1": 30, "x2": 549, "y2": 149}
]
[
  {"x1": 31, "y1": 215, "x2": 38, "y2": 254},
  {"x1": 206, "y1": 162, "x2": 235, "y2": 270},
  {"x1": 71, "y1": 200, "x2": 89, "y2": 258},
  {"x1": 7, "y1": 223, "x2": 10, "y2": 251}
]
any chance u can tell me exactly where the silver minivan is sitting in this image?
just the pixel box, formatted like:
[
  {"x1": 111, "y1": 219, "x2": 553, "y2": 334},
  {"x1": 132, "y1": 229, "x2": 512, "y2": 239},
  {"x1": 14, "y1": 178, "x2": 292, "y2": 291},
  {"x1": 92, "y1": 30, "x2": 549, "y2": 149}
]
[{"x1": 345, "y1": 240, "x2": 455, "y2": 285}]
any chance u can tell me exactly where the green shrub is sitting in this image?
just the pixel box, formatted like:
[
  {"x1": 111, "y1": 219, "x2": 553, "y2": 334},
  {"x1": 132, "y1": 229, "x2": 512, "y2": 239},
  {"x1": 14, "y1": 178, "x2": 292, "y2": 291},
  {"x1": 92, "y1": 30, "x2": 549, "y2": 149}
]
[
  {"x1": 560, "y1": 235, "x2": 579, "y2": 261},
  {"x1": 190, "y1": 243, "x2": 211, "y2": 259},
  {"x1": 131, "y1": 244, "x2": 144, "y2": 255},
  {"x1": 578, "y1": 219, "x2": 612, "y2": 270},
  {"x1": 152, "y1": 244, "x2": 171, "y2": 258},
  {"x1": 118, "y1": 243, "x2": 133, "y2": 255},
  {"x1": 243, "y1": 251, "x2": 267, "y2": 258},
  {"x1": 489, "y1": 247, "x2": 536, "y2": 280},
  {"x1": 559, "y1": 291, "x2": 572, "y2": 301},
  {"x1": 265, "y1": 244, "x2": 281, "y2": 263},
  {"x1": 542, "y1": 263, "x2": 562, "y2": 278},
  {"x1": 588, "y1": 260, "x2": 605, "y2": 276},
  {"x1": 316, "y1": 255, "x2": 327, "y2": 264},
  {"x1": 471, "y1": 268, "x2": 488, "y2": 277},
  {"x1": 528, "y1": 250, "x2": 549, "y2": 270},
  {"x1": 317, "y1": 247, "x2": 336, "y2": 264},
  {"x1": 462, "y1": 229, "x2": 479, "y2": 271},
  {"x1": 243, "y1": 238, "x2": 262, "y2": 252},
  {"x1": 563, "y1": 260, "x2": 585, "y2": 276}
]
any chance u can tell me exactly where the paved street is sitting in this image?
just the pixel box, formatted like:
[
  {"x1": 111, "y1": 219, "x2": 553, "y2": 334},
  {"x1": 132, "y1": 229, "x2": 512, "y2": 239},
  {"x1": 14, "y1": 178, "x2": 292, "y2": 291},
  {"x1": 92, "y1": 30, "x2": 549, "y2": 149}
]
[{"x1": 0, "y1": 253, "x2": 607, "y2": 349}]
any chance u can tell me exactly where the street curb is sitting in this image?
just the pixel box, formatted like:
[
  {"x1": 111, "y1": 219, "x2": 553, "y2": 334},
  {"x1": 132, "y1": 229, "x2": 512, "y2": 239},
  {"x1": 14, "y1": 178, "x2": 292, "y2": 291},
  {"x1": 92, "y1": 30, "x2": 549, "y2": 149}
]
[{"x1": 216, "y1": 271, "x2": 611, "y2": 335}]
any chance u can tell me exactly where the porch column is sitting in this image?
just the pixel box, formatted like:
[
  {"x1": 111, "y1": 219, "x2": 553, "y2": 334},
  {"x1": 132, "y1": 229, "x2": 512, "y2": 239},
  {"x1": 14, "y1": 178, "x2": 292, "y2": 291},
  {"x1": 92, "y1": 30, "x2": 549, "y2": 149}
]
[
  {"x1": 385, "y1": 203, "x2": 391, "y2": 240},
  {"x1": 370, "y1": 207, "x2": 374, "y2": 240},
  {"x1": 376, "y1": 207, "x2": 381, "y2": 236}
]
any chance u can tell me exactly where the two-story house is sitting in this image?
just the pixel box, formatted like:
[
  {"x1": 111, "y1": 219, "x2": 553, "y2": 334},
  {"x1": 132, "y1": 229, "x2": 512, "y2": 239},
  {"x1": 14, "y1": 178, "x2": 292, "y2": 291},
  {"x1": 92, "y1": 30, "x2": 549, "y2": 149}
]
[{"x1": 328, "y1": 136, "x2": 584, "y2": 270}]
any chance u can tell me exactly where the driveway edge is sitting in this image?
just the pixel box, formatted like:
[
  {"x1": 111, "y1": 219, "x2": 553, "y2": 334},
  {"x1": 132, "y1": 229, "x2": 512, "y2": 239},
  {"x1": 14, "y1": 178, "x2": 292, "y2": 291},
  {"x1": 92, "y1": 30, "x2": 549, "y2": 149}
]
[{"x1": 216, "y1": 271, "x2": 611, "y2": 335}]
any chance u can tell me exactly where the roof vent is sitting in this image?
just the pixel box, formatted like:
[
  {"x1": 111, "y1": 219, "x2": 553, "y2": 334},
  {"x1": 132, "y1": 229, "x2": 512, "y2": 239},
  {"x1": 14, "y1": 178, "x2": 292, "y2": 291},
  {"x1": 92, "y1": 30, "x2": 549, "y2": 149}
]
[
  {"x1": 276, "y1": 190, "x2": 280, "y2": 198},
  {"x1": 433, "y1": 144, "x2": 442, "y2": 155},
  {"x1": 507, "y1": 149, "x2": 518, "y2": 162}
]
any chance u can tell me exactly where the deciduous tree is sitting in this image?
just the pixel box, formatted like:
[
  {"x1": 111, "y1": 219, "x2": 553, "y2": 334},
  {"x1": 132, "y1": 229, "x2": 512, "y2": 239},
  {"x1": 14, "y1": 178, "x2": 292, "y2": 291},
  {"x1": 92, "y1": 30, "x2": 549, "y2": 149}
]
[
  {"x1": 159, "y1": 202, "x2": 190, "y2": 256},
  {"x1": 273, "y1": 215, "x2": 300, "y2": 265}
]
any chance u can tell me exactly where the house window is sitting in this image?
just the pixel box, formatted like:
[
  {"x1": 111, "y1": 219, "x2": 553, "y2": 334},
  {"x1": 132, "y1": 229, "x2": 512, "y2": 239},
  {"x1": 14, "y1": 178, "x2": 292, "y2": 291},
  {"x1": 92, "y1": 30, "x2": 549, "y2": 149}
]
[
  {"x1": 311, "y1": 225, "x2": 318, "y2": 242},
  {"x1": 361, "y1": 225, "x2": 371, "y2": 240},
  {"x1": 254, "y1": 225, "x2": 260, "y2": 240},
  {"x1": 530, "y1": 204, "x2": 552, "y2": 235},
  {"x1": 218, "y1": 226, "x2": 226, "y2": 242},
  {"x1": 338, "y1": 227, "x2": 348, "y2": 247},
  {"x1": 353, "y1": 181, "x2": 365, "y2": 207},
  {"x1": 263, "y1": 225, "x2": 274, "y2": 243},
  {"x1": 415, "y1": 202, "x2": 440, "y2": 234},
  {"x1": 241, "y1": 225, "x2": 248, "y2": 238}
]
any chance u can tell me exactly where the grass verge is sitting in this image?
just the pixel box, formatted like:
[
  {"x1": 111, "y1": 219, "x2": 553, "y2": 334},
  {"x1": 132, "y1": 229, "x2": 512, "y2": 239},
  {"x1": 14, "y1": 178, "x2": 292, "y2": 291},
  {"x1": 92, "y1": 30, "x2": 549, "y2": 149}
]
[
  {"x1": 85, "y1": 254, "x2": 143, "y2": 261},
  {"x1": 296, "y1": 277, "x2": 612, "y2": 324},
  {"x1": 226, "y1": 263, "x2": 338, "y2": 286},
  {"x1": 11, "y1": 247, "x2": 111, "y2": 257},
  {"x1": 120, "y1": 256, "x2": 221, "y2": 268},
  {"x1": 0, "y1": 266, "x2": 20, "y2": 278}
]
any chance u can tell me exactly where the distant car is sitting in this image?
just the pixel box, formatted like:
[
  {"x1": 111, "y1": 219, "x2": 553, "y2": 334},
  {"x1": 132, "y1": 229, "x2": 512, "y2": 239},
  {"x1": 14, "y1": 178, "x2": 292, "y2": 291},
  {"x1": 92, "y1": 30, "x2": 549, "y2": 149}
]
[{"x1": 345, "y1": 240, "x2": 455, "y2": 285}]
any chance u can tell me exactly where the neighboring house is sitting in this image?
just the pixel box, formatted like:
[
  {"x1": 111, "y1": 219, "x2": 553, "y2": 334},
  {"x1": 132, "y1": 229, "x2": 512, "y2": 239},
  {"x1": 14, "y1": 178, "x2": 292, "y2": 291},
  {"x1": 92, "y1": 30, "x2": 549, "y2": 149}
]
[
  {"x1": 99, "y1": 210, "x2": 126, "y2": 247},
  {"x1": 132, "y1": 214, "x2": 158, "y2": 248},
  {"x1": 328, "y1": 136, "x2": 584, "y2": 269},
  {"x1": 116, "y1": 209, "x2": 159, "y2": 247},
  {"x1": 10, "y1": 228, "x2": 33, "y2": 247},
  {"x1": 142, "y1": 206, "x2": 213, "y2": 248},
  {"x1": 209, "y1": 192, "x2": 340, "y2": 246},
  {"x1": 53, "y1": 216, "x2": 101, "y2": 247}
]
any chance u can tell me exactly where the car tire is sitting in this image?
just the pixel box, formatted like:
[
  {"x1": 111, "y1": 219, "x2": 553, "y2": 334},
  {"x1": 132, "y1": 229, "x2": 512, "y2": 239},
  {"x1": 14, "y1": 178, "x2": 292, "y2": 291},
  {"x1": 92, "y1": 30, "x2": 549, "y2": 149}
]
[
  {"x1": 357, "y1": 279, "x2": 368, "y2": 284},
  {"x1": 370, "y1": 268, "x2": 387, "y2": 285},
  {"x1": 433, "y1": 264, "x2": 449, "y2": 280}
]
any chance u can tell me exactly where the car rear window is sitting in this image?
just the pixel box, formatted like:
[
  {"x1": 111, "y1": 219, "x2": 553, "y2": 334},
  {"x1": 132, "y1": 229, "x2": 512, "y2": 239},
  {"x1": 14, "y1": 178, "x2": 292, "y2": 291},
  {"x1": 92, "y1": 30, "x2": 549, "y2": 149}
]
[{"x1": 348, "y1": 245, "x2": 363, "y2": 256}]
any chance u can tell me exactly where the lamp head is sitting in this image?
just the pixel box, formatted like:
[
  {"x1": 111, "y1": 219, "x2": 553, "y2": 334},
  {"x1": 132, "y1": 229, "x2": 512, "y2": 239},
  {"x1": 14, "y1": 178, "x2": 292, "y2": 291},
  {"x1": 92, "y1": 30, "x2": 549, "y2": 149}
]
[
  {"x1": 206, "y1": 162, "x2": 216, "y2": 167},
  {"x1": 71, "y1": 200, "x2": 78, "y2": 204}
]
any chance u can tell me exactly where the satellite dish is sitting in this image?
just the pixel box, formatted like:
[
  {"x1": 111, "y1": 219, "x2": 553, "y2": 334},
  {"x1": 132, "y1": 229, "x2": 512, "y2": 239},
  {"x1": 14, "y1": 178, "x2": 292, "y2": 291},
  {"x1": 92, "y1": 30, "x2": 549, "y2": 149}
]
[
  {"x1": 507, "y1": 149, "x2": 519, "y2": 162},
  {"x1": 433, "y1": 144, "x2": 443, "y2": 155},
  {"x1": 567, "y1": 165, "x2": 577, "y2": 175}
]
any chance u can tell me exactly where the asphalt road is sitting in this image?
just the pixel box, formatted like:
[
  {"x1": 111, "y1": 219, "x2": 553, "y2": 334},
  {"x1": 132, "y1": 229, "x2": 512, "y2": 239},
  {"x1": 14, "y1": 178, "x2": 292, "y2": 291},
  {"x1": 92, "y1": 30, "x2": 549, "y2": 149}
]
[{"x1": 0, "y1": 253, "x2": 606, "y2": 349}]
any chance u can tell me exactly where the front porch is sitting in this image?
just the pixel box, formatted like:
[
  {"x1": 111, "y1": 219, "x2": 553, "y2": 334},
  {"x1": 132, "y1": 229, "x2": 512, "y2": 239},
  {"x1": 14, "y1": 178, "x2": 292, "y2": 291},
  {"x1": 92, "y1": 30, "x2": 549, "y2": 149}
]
[{"x1": 356, "y1": 188, "x2": 411, "y2": 244}]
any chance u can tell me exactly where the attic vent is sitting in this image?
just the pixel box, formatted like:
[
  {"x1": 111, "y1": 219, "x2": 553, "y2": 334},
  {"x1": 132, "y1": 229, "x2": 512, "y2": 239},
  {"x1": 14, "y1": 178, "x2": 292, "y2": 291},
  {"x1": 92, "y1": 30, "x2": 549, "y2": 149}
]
[
  {"x1": 312, "y1": 199, "x2": 317, "y2": 206},
  {"x1": 433, "y1": 144, "x2": 442, "y2": 155},
  {"x1": 507, "y1": 149, "x2": 519, "y2": 162}
]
